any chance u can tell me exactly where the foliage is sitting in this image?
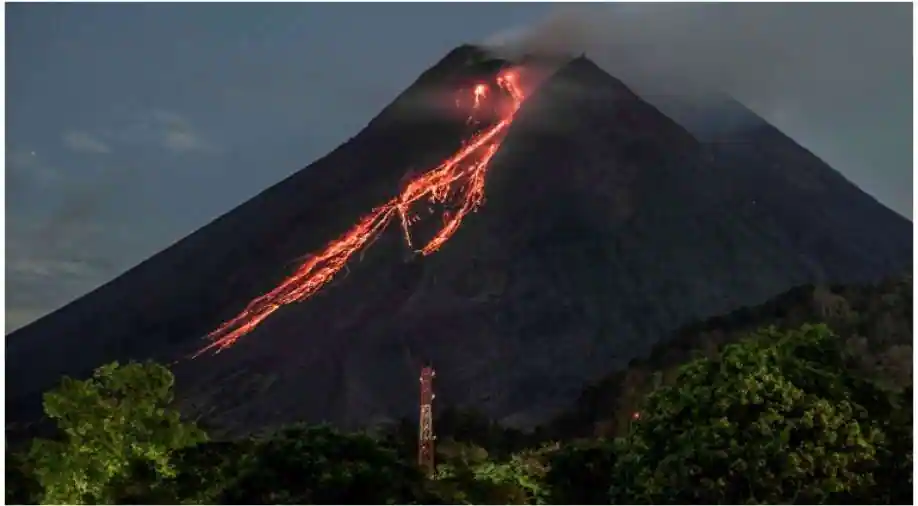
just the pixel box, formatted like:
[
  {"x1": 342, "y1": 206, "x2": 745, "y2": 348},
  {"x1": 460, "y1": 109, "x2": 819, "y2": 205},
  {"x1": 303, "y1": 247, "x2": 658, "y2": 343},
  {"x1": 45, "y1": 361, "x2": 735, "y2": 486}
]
[
  {"x1": 6, "y1": 449, "x2": 43, "y2": 504},
  {"x1": 9, "y1": 277, "x2": 912, "y2": 505},
  {"x1": 552, "y1": 275, "x2": 913, "y2": 440},
  {"x1": 433, "y1": 440, "x2": 545, "y2": 504},
  {"x1": 497, "y1": 446, "x2": 554, "y2": 504},
  {"x1": 378, "y1": 407, "x2": 539, "y2": 463},
  {"x1": 108, "y1": 426, "x2": 440, "y2": 505},
  {"x1": 106, "y1": 439, "x2": 257, "y2": 504},
  {"x1": 609, "y1": 324, "x2": 912, "y2": 504},
  {"x1": 25, "y1": 361, "x2": 207, "y2": 504},
  {"x1": 542, "y1": 439, "x2": 619, "y2": 504},
  {"x1": 200, "y1": 424, "x2": 434, "y2": 504}
]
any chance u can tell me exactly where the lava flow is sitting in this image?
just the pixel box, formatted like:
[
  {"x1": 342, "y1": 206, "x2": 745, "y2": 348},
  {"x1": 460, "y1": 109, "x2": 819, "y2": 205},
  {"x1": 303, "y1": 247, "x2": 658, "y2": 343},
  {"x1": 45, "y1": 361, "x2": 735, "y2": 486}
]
[{"x1": 197, "y1": 68, "x2": 527, "y2": 356}]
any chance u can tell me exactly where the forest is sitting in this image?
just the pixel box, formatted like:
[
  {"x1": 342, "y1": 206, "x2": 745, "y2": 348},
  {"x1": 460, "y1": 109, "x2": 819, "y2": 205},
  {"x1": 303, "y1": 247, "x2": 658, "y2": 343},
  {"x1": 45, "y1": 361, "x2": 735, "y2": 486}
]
[{"x1": 6, "y1": 276, "x2": 912, "y2": 504}]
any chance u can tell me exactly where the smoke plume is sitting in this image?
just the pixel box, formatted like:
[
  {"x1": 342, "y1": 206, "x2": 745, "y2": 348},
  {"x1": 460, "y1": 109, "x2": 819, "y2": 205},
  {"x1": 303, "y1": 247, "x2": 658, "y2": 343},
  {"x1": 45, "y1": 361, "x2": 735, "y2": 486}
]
[
  {"x1": 483, "y1": 4, "x2": 910, "y2": 108},
  {"x1": 479, "y1": 4, "x2": 913, "y2": 217}
]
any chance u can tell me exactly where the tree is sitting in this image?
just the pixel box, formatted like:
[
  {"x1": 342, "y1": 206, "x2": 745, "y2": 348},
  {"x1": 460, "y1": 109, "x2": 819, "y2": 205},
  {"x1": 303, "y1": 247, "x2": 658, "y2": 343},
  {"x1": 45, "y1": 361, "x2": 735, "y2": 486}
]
[
  {"x1": 433, "y1": 439, "x2": 548, "y2": 505},
  {"x1": 542, "y1": 439, "x2": 618, "y2": 504},
  {"x1": 435, "y1": 407, "x2": 534, "y2": 458},
  {"x1": 210, "y1": 424, "x2": 434, "y2": 504},
  {"x1": 434, "y1": 441, "x2": 515, "y2": 504},
  {"x1": 106, "y1": 439, "x2": 258, "y2": 504},
  {"x1": 610, "y1": 324, "x2": 912, "y2": 504},
  {"x1": 6, "y1": 449, "x2": 43, "y2": 504},
  {"x1": 26, "y1": 361, "x2": 207, "y2": 504}
]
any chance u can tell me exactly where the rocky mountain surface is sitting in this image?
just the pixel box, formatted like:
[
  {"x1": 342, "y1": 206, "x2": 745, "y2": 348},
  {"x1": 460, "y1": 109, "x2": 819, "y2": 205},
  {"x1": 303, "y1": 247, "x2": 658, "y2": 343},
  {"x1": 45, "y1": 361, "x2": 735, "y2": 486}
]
[{"x1": 7, "y1": 47, "x2": 911, "y2": 438}]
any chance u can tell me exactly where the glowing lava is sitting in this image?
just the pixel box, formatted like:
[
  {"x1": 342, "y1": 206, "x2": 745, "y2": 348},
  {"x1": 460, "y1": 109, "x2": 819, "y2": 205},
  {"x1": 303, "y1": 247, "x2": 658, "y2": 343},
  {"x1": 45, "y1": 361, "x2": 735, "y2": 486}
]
[
  {"x1": 473, "y1": 83, "x2": 488, "y2": 108},
  {"x1": 197, "y1": 68, "x2": 527, "y2": 356}
]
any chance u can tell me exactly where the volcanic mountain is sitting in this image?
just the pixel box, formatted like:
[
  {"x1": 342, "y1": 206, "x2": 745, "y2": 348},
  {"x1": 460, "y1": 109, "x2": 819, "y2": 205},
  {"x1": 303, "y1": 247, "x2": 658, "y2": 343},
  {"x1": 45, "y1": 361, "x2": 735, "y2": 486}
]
[{"x1": 6, "y1": 47, "x2": 911, "y2": 437}]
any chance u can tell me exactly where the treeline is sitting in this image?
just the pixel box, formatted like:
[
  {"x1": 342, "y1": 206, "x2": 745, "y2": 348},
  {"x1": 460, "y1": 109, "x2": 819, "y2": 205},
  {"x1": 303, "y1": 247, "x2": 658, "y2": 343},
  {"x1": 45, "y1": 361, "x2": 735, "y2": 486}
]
[
  {"x1": 7, "y1": 320, "x2": 912, "y2": 504},
  {"x1": 546, "y1": 274, "x2": 913, "y2": 440}
]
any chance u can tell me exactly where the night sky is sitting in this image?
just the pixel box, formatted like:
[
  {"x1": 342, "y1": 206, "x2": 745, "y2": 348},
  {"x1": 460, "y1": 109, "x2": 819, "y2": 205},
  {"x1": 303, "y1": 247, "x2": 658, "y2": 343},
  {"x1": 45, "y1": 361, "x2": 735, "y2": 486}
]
[{"x1": 6, "y1": 3, "x2": 912, "y2": 332}]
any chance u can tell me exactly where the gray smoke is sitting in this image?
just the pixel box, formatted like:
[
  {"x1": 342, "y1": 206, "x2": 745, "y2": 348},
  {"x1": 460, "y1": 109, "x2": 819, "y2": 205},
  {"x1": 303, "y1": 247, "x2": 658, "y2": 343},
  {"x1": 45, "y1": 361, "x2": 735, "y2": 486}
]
[
  {"x1": 483, "y1": 4, "x2": 910, "y2": 109},
  {"x1": 479, "y1": 4, "x2": 913, "y2": 217}
]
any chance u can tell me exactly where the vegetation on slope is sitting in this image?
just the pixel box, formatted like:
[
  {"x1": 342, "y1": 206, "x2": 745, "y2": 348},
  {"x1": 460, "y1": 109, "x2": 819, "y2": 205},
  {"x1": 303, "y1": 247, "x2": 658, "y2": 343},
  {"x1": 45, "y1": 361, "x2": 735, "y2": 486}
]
[
  {"x1": 6, "y1": 277, "x2": 912, "y2": 505},
  {"x1": 548, "y1": 275, "x2": 913, "y2": 440},
  {"x1": 610, "y1": 324, "x2": 911, "y2": 504}
]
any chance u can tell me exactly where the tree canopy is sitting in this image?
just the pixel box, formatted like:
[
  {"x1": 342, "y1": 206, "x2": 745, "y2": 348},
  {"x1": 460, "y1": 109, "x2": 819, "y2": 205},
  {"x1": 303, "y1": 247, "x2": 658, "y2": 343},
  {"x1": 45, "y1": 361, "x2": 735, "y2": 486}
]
[
  {"x1": 9, "y1": 316, "x2": 911, "y2": 505},
  {"x1": 207, "y1": 424, "x2": 435, "y2": 504},
  {"x1": 23, "y1": 361, "x2": 207, "y2": 504},
  {"x1": 609, "y1": 324, "x2": 912, "y2": 504}
]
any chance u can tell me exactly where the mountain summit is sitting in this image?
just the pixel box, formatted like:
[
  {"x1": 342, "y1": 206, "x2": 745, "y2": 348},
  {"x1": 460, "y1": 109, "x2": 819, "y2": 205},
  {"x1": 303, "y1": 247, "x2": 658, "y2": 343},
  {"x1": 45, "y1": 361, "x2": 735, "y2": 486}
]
[{"x1": 7, "y1": 49, "x2": 911, "y2": 437}]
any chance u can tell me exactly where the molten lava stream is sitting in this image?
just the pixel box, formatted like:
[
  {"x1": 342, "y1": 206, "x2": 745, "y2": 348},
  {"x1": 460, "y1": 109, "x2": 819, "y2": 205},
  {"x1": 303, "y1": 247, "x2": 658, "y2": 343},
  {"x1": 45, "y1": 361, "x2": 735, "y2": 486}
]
[{"x1": 197, "y1": 69, "x2": 525, "y2": 356}]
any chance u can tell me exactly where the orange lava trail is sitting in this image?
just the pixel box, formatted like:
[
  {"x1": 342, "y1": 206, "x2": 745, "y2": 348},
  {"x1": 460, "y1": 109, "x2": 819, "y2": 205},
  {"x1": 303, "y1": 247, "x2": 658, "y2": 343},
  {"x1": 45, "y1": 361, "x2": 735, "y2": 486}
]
[{"x1": 197, "y1": 69, "x2": 526, "y2": 356}]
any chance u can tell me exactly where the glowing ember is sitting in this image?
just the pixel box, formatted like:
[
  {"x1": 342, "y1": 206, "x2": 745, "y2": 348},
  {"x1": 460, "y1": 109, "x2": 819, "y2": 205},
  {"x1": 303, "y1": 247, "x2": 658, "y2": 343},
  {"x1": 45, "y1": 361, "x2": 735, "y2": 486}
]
[
  {"x1": 473, "y1": 83, "x2": 488, "y2": 108},
  {"x1": 197, "y1": 69, "x2": 527, "y2": 356}
]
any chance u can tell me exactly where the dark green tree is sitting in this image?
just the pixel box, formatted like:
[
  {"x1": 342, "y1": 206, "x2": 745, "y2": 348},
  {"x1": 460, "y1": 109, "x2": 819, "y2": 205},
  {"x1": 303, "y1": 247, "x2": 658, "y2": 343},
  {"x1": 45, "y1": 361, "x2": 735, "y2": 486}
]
[
  {"x1": 107, "y1": 439, "x2": 257, "y2": 504},
  {"x1": 610, "y1": 324, "x2": 912, "y2": 504},
  {"x1": 433, "y1": 440, "x2": 544, "y2": 505},
  {"x1": 542, "y1": 439, "x2": 619, "y2": 504},
  {"x1": 6, "y1": 449, "x2": 43, "y2": 504},
  {"x1": 210, "y1": 424, "x2": 434, "y2": 504},
  {"x1": 26, "y1": 361, "x2": 207, "y2": 504}
]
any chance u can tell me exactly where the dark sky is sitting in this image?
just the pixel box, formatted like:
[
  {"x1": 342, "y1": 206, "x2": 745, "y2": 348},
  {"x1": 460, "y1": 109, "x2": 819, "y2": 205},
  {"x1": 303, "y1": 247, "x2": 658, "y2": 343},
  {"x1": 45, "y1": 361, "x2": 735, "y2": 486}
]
[{"x1": 6, "y1": 3, "x2": 912, "y2": 332}]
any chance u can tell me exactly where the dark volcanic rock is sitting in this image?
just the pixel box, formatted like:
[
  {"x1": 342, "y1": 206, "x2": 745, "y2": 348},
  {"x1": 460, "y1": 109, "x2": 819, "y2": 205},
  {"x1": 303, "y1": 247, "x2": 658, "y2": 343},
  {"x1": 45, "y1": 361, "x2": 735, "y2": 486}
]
[
  {"x1": 6, "y1": 51, "x2": 911, "y2": 438},
  {"x1": 661, "y1": 91, "x2": 912, "y2": 283}
]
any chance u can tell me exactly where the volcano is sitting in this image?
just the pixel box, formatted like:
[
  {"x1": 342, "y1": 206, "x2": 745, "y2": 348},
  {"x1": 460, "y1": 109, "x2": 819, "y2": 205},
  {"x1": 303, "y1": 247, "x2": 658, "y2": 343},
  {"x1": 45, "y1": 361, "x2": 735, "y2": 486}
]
[{"x1": 6, "y1": 47, "x2": 911, "y2": 437}]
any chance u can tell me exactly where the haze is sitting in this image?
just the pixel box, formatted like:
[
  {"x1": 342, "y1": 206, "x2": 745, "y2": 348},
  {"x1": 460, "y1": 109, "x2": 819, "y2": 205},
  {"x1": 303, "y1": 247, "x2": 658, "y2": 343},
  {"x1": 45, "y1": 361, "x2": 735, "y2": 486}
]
[{"x1": 6, "y1": 3, "x2": 912, "y2": 333}]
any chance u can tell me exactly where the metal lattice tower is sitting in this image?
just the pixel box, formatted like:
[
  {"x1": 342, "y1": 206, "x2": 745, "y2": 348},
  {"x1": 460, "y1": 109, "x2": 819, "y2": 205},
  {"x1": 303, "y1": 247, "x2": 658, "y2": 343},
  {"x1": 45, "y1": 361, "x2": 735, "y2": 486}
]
[{"x1": 418, "y1": 365, "x2": 436, "y2": 477}]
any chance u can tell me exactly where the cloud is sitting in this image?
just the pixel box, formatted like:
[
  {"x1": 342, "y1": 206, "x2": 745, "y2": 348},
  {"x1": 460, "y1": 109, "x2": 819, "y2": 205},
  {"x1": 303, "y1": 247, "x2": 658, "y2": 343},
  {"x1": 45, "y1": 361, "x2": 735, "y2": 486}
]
[
  {"x1": 149, "y1": 110, "x2": 187, "y2": 125},
  {"x1": 6, "y1": 110, "x2": 217, "y2": 333},
  {"x1": 64, "y1": 110, "x2": 219, "y2": 156},
  {"x1": 8, "y1": 145, "x2": 124, "y2": 246},
  {"x1": 6, "y1": 149, "x2": 129, "y2": 333},
  {"x1": 6, "y1": 308, "x2": 52, "y2": 334},
  {"x1": 5, "y1": 220, "x2": 115, "y2": 333},
  {"x1": 146, "y1": 109, "x2": 218, "y2": 154},
  {"x1": 161, "y1": 127, "x2": 213, "y2": 154},
  {"x1": 6, "y1": 148, "x2": 61, "y2": 189},
  {"x1": 62, "y1": 130, "x2": 112, "y2": 154},
  {"x1": 6, "y1": 254, "x2": 106, "y2": 332},
  {"x1": 10, "y1": 257, "x2": 97, "y2": 278}
]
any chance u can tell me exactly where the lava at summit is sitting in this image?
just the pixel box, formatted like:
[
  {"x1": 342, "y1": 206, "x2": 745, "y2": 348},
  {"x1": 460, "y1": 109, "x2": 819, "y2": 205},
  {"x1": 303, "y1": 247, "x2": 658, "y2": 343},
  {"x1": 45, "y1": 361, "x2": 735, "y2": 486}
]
[{"x1": 198, "y1": 68, "x2": 528, "y2": 356}]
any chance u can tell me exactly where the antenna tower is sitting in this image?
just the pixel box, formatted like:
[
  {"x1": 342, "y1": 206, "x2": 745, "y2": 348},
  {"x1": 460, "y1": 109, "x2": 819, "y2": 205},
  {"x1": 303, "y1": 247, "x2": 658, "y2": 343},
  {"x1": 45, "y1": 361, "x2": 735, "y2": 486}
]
[{"x1": 418, "y1": 365, "x2": 436, "y2": 477}]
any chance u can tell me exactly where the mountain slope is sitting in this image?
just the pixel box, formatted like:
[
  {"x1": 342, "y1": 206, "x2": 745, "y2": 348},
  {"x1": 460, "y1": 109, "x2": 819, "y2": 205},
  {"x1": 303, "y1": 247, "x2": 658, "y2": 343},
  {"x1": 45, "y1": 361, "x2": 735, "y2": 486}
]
[
  {"x1": 6, "y1": 44, "x2": 511, "y2": 424},
  {"x1": 547, "y1": 274, "x2": 913, "y2": 440},
  {"x1": 6, "y1": 50, "x2": 911, "y2": 438}
]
